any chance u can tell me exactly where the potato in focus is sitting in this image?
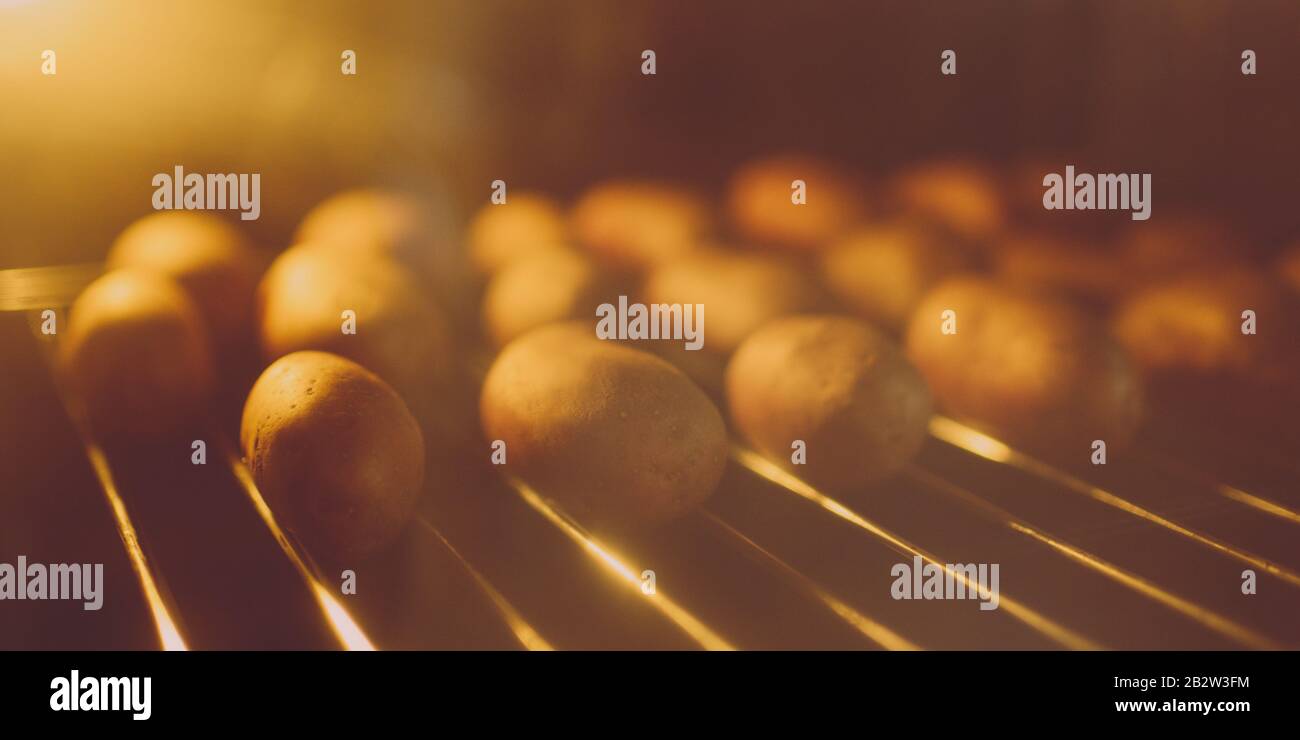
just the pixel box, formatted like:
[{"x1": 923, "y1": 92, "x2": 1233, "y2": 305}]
[
  {"x1": 241, "y1": 351, "x2": 424, "y2": 561},
  {"x1": 727, "y1": 315, "x2": 932, "y2": 490},
  {"x1": 480, "y1": 322, "x2": 727, "y2": 531}
]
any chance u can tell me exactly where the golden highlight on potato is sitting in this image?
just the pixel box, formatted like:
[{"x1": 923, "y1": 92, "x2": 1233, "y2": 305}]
[
  {"x1": 481, "y1": 247, "x2": 618, "y2": 348},
  {"x1": 570, "y1": 179, "x2": 712, "y2": 270},
  {"x1": 59, "y1": 269, "x2": 215, "y2": 440},
  {"x1": 726, "y1": 154, "x2": 869, "y2": 249},
  {"x1": 726, "y1": 315, "x2": 932, "y2": 490},
  {"x1": 480, "y1": 322, "x2": 727, "y2": 531},
  {"x1": 467, "y1": 192, "x2": 569, "y2": 275},
  {"x1": 256, "y1": 245, "x2": 457, "y2": 426},
  {"x1": 820, "y1": 220, "x2": 975, "y2": 331},
  {"x1": 905, "y1": 277, "x2": 1144, "y2": 453},
  {"x1": 106, "y1": 211, "x2": 264, "y2": 351},
  {"x1": 241, "y1": 351, "x2": 425, "y2": 561}
]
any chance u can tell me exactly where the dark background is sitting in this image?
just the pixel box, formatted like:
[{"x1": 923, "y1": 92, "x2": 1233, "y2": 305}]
[{"x1": 2, "y1": 0, "x2": 1298, "y2": 264}]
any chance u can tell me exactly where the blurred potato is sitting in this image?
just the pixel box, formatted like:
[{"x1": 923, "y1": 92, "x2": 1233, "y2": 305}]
[
  {"x1": 727, "y1": 154, "x2": 869, "y2": 249},
  {"x1": 60, "y1": 269, "x2": 215, "y2": 440},
  {"x1": 295, "y1": 188, "x2": 476, "y2": 327},
  {"x1": 481, "y1": 247, "x2": 619, "y2": 347},
  {"x1": 819, "y1": 220, "x2": 976, "y2": 331},
  {"x1": 466, "y1": 192, "x2": 569, "y2": 275},
  {"x1": 481, "y1": 322, "x2": 727, "y2": 531},
  {"x1": 106, "y1": 211, "x2": 264, "y2": 353},
  {"x1": 727, "y1": 315, "x2": 932, "y2": 490},
  {"x1": 256, "y1": 245, "x2": 458, "y2": 431},
  {"x1": 893, "y1": 160, "x2": 1005, "y2": 242},
  {"x1": 241, "y1": 351, "x2": 424, "y2": 562},
  {"x1": 643, "y1": 248, "x2": 825, "y2": 356},
  {"x1": 905, "y1": 276, "x2": 1144, "y2": 453},
  {"x1": 1112, "y1": 267, "x2": 1297, "y2": 385},
  {"x1": 570, "y1": 180, "x2": 711, "y2": 270}
]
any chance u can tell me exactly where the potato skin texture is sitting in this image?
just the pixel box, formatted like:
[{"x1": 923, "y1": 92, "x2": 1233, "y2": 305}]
[
  {"x1": 905, "y1": 277, "x2": 1144, "y2": 453},
  {"x1": 241, "y1": 351, "x2": 424, "y2": 561},
  {"x1": 727, "y1": 155, "x2": 868, "y2": 249},
  {"x1": 107, "y1": 211, "x2": 264, "y2": 351},
  {"x1": 59, "y1": 269, "x2": 215, "y2": 440},
  {"x1": 480, "y1": 323, "x2": 727, "y2": 531},
  {"x1": 256, "y1": 245, "x2": 457, "y2": 426},
  {"x1": 726, "y1": 316, "x2": 932, "y2": 490}
]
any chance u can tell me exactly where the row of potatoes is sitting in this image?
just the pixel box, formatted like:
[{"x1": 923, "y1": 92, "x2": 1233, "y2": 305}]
[{"x1": 58, "y1": 155, "x2": 1300, "y2": 563}]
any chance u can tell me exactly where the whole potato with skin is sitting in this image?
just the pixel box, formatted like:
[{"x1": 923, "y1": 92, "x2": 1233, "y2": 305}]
[
  {"x1": 727, "y1": 154, "x2": 869, "y2": 249},
  {"x1": 481, "y1": 323, "x2": 727, "y2": 531},
  {"x1": 107, "y1": 211, "x2": 264, "y2": 352},
  {"x1": 1112, "y1": 267, "x2": 1298, "y2": 385},
  {"x1": 642, "y1": 248, "x2": 826, "y2": 357},
  {"x1": 570, "y1": 180, "x2": 711, "y2": 271},
  {"x1": 295, "y1": 188, "x2": 476, "y2": 328},
  {"x1": 59, "y1": 269, "x2": 214, "y2": 440},
  {"x1": 482, "y1": 247, "x2": 620, "y2": 348},
  {"x1": 905, "y1": 277, "x2": 1144, "y2": 453},
  {"x1": 893, "y1": 160, "x2": 1005, "y2": 242},
  {"x1": 467, "y1": 192, "x2": 568, "y2": 275},
  {"x1": 726, "y1": 316, "x2": 932, "y2": 490},
  {"x1": 820, "y1": 220, "x2": 976, "y2": 331},
  {"x1": 257, "y1": 245, "x2": 458, "y2": 430},
  {"x1": 241, "y1": 351, "x2": 424, "y2": 561}
]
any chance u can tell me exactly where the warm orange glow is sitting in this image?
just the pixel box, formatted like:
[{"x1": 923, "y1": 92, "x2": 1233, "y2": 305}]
[
  {"x1": 907, "y1": 466, "x2": 1279, "y2": 650},
  {"x1": 222, "y1": 442, "x2": 375, "y2": 651},
  {"x1": 509, "y1": 478, "x2": 735, "y2": 651},
  {"x1": 701, "y1": 512, "x2": 919, "y2": 650},
  {"x1": 730, "y1": 446, "x2": 1102, "y2": 650},
  {"x1": 929, "y1": 416, "x2": 1300, "y2": 590},
  {"x1": 83, "y1": 443, "x2": 188, "y2": 651},
  {"x1": 417, "y1": 518, "x2": 554, "y2": 651}
]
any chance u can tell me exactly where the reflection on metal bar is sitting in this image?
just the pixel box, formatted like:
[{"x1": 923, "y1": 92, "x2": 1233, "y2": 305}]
[
  {"x1": 0, "y1": 262, "x2": 102, "y2": 311},
  {"x1": 221, "y1": 441, "x2": 376, "y2": 651},
  {"x1": 928, "y1": 416, "x2": 1300, "y2": 589},
  {"x1": 83, "y1": 442, "x2": 189, "y2": 651},
  {"x1": 416, "y1": 518, "x2": 554, "y2": 651},
  {"x1": 905, "y1": 466, "x2": 1282, "y2": 650},
  {"x1": 1138, "y1": 450, "x2": 1300, "y2": 528},
  {"x1": 700, "y1": 511, "x2": 920, "y2": 650},
  {"x1": 507, "y1": 478, "x2": 736, "y2": 651},
  {"x1": 730, "y1": 446, "x2": 1102, "y2": 650}
]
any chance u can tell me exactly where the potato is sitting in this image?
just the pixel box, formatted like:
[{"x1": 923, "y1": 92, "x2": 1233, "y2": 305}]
[
  {"x1": 1112, "y1": 267, "x2": 1297, "y2": 384},
  {"x1": 893, "y1": 160, "x2": 1005, "y2": 241},
  {"x1": 241, "y1": 351, "x2": 424, "y2": 561},
  {"x1": 59, "y1": 269, "x2": 215, "y2": 440},
  {"x1": 480, "y1": 323, "x2": 727, "y2": 531},
  {"x1": 642, "y1": 248, "x2": 825, "y2": 357},
  {"x1": 482, "y1": 247, "x2": 619, "y2": 348},
  {"x1": 570, "y1": 180, "x2": 711, "y2": 270},
  {"x1": 726, "y1": 154, "x2": 868, "y2": 249},
  {"x1": 905, "y1": 277, "x2": 1144, "y2": 452},
  {"x1": 256, "y1": 245, "x2": 458, "y2": 428},
  {"x1": 726, "y1": 316, "x2": 932, "y2": 490},
  {"x1": 295, "y1": 188, "x2": 476, "y2": 326},
  {"x1": 820, "y1": 220, "x2": 976, "y2": 331},
  {"x1": 106, "y1": 211, "x2": 264, "y2": 351},
  {"x1": 467, "y1": 192, "x2": 568, "y2": 275}
]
